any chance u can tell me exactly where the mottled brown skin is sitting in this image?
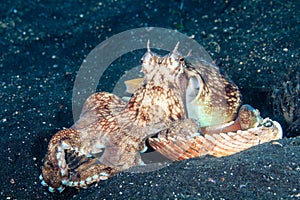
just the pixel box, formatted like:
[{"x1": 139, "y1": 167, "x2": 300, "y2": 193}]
[
  {"x1": 183, "y1": 57, "x2": 242, "y2": 127},
  {"x1": 41, "y1": 43, "x2": 282, "y2": 193},
  {"x1": 41, "y1": 44, "x2": 192, "y2": 191},
  {"x1": 42, "y1": 129, "x2": 82, "y2": 188}
]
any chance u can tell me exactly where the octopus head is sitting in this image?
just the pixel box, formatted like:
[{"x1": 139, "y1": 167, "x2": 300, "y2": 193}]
[{"x1": 141, "y1": 41, "x2": 187, "y2": 85}]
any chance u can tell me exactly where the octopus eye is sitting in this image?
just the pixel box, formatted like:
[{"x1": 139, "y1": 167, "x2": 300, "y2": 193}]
[
  {"x1": 179, "y1": 57, "x2": 184, "y2": 62},
  {"x1": 44, "y1": 160, "x2": 51, "y2": 167},
  {"x1": 140, "y1": 59, "x2": 143, "y2": 64}
]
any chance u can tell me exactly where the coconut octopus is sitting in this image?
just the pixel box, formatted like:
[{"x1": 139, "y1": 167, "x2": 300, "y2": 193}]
[{"x1": 40, "y1": 41, "x2": 282, "y2": 192}]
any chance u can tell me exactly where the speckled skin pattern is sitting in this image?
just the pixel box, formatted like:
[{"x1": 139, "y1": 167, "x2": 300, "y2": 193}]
[{"x1": 40, "y1": 42, "x2": 282, "y2": 193}]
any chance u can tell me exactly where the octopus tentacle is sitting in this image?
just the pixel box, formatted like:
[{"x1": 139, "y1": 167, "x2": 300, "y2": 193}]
[
  {"x1": 40, "y1": 128, "x2": 120, "y2": 192},
  {"x1": 40, "y1": 92, "x2": 128, "y2": 192},
  {"x1": 73, "y1": 92, "x2": 126, "y2": 129},
  {"x1": 41, "y1": 129, "x2": 82, "y2": 192},
  {"x1": 66, "y1": 158, "x2": 118, "y2": 188}
]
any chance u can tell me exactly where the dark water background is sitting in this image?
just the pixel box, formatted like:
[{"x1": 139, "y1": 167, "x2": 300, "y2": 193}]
[{"x1": 0, "y1": 0, "x2": 299, "y2": 199}]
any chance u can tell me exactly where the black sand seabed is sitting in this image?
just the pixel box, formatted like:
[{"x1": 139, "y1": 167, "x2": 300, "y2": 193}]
[{"x1": 0, "y1": 0, "x2": 299, "y2": 199}]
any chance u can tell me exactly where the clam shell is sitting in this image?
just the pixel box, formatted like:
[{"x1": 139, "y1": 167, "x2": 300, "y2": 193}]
[{"x1": 148, "y1": 118, "x2": 282, "y2": 161}]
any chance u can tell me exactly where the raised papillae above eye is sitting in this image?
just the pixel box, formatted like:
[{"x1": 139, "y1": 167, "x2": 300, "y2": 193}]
[{"x1": 141, "y1": 51, "x2": 153, "y2": 63}]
